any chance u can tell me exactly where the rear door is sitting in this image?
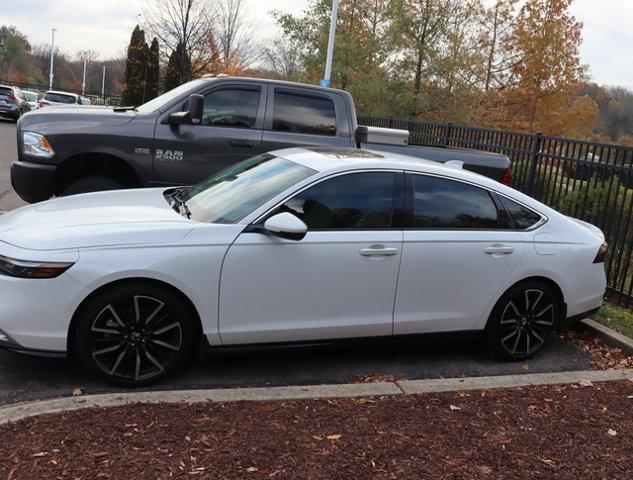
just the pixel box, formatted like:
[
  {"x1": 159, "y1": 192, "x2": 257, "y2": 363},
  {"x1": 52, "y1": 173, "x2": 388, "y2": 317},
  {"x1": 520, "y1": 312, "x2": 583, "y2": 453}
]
[
  {"x1": 153, "y1": 82, "x2": 267, "y2": 185},
  {"x1": 394, "y1": 173, "x2": 527, "y2": 335},
  {"x1": 261, "y1": 86, "x2": 354, "y2": 152}
]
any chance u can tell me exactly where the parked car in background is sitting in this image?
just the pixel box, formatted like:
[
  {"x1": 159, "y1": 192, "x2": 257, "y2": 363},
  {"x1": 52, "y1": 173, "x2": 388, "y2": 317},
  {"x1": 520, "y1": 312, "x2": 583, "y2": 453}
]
[
  {"x1": 38, "y1": 90, "x2": 83, "y2": 108},
  {"x1": 0, "y1": 85, "x2": 31, "y2": 121},
  {"x1": 0, "y1": 148, "x2": 606, "y2": 386},
  {"x1": 11, "y1": 76, "x2": 512, "y2": 203},
  {"x1": 21, "y1": 90, "x2": 39, "y2": 111}
]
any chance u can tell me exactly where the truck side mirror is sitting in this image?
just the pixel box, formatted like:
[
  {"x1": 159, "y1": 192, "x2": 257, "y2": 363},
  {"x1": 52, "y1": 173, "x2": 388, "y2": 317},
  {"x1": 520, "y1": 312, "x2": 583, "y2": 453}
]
[
  {"x1": 189, "y1": 94, "x2": 204, "y2": 125},
  {"x1": 166, "y1": 94, "x2": 204, "y2": 125}
]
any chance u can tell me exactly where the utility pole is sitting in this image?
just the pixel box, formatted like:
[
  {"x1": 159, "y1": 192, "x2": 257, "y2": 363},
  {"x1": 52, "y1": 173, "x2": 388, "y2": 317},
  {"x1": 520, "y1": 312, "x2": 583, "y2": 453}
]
[
  {"x1": 49, "y1": 28, "x2": 57, "y2": 90},
  {"x1": 101, "y1": 66, "x2": 106, "y2": 102},
  {"x1": 81, "y1": 58, "x2": 87, "y2": 96},
  {"x1": 321, "y1": 0, "x2": 340, "y2": 88}
]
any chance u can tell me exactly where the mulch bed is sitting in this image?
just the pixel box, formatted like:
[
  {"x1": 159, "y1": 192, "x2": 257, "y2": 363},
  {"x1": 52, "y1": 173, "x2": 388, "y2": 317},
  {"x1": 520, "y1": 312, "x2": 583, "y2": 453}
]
[
  {"x1": 561, "y1": 330, "x2": 633, "y2": 370},
  {"x1": 2, "y1": 381, "x2": 633, "y2": 479}
]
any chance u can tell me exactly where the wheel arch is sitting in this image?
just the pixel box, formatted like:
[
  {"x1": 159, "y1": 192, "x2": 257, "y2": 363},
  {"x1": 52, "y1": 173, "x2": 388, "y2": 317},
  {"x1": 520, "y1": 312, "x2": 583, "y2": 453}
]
[
  {"x1": 54, "y1": 152, "x2": 142, "y2": 195},
  {"x1": 66, "y1": 277, "x2": 203, "y2": 357},
  {"x1": 485, "y1": 275, "x2": 567, "y2": 329}
]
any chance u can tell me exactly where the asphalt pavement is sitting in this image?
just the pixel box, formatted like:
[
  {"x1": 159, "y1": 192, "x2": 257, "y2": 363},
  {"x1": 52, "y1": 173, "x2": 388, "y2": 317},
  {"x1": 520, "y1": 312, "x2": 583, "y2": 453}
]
[{"x1": 0, "y1": 120, "x2": 593, "y2": 406}]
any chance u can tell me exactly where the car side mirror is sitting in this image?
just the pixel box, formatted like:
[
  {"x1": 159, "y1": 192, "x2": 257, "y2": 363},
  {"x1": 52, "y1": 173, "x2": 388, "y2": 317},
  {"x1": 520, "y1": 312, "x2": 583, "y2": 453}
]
[
  {"x1": 263, "y1": 212, "x2": 308, "y2": 241},
  {"x1": 167, "y1": 94, "x2": 204, "y2": 125}
]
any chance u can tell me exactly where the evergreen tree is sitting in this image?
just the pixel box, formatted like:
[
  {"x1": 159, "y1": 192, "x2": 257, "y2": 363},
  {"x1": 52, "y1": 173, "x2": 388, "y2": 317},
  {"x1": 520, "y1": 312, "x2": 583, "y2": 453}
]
[
  {"x1": 121, "y1": 25, "x2": 149, "y2": 106},
  {"x1": 146, "y1": 38, "x2": 160, "y2": 101},
  {"x1": 164, "y1": 42, "x2": 192, "y2": 91}
]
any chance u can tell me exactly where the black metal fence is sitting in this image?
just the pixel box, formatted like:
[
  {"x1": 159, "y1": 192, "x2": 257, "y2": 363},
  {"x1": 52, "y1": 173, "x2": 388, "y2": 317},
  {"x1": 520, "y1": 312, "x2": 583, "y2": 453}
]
[
  {"x1": 0, "y1": 79, "x2": 121, "y2": 106},
  {"x1": 359, "y1": 115, "x2": 633, "y2": 305}
]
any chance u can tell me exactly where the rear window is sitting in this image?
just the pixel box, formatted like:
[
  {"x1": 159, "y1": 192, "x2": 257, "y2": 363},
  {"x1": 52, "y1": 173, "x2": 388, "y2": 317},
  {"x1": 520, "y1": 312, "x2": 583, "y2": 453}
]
[
  {"x1": 22, "y1": 91, "x2": 37, "y2": 101},
  {"x1": 44, "y1": 93, "x2": 77, "y2": 104},
  {"x1": 0, "y1": 87, "x2": 13, "y2": 96},
  {"x1": 272, "y1": 91, "x2": 336, "y2": 136}
]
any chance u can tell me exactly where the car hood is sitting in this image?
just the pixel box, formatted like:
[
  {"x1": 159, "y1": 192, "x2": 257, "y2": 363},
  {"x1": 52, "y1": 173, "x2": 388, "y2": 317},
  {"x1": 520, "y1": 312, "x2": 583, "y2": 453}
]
[
  {"x1": 0, "y1": 188, "x2": 194, "y2": 251},
  {"x1": 19, "y1": 105, "x2": 137, "y2": 129}
]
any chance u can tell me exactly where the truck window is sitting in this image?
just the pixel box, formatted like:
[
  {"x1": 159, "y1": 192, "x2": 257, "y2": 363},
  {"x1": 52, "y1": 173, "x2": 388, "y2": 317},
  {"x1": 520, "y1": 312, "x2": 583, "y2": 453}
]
[
  {"x1": 202, "y1": 88, "x2": 260, "y2": 129},
  {"x1": 272, "y1": 91, "x2": 336, "y2": 136}
]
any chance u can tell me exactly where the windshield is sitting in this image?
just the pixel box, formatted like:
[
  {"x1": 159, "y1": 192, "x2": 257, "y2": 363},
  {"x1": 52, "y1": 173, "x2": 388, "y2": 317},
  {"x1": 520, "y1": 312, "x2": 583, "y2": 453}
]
[
  {"x1": 181, "y1": 154, "x2": 316, "y2": 224},
  {"x1": 136, "y1": 79, "x2": 207, "y2": 114},
  {"x1": 44, "y1": 93, "x2": 76, "y2": 104}
]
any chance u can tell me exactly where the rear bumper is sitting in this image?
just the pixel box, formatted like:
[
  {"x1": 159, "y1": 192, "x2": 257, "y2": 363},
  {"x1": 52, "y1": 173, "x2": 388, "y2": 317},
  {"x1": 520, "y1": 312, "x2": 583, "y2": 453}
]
[
  {"x1": 562, "y1": 307, "x2": 600, "y2": 328},
  {"x1": 0, "y1": 106, "x2": 19, "y2": 120},
  {"x1": 11, "y1": 160, "x2": 57, "y2": 203}
]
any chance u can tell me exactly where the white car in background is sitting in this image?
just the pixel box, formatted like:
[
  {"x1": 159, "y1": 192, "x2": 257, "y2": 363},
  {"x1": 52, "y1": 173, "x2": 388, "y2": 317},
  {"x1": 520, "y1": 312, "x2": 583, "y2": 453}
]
[
  {"x1": 0, "y1": 148, "x2": 607, "y2": 386},
  {"x1": 21, "y1": 90, "x2": 39, "y2": 110},
  {"x1": 38, "y1": 90, "x2": 83, "y2": 108}
]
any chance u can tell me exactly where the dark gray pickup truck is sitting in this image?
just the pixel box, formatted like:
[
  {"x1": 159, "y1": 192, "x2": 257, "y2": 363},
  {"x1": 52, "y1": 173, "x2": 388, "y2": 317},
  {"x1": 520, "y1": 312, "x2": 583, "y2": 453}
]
[{"x1": 11, "y1": 76, "x2": 511, "y2": 203}]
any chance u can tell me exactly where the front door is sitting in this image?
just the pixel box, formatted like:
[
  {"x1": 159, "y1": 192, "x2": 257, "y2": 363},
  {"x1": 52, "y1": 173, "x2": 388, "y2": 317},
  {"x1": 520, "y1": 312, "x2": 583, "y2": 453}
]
[
  {"x1": 394, "y1": 173, "x2": 526, "y2": 335},
  {"x1": 219, "y1": 171, "x2": 404, "y2": 345},
  {"x1": 153, "y1": 84, "x2": 266, "y2": 186}
]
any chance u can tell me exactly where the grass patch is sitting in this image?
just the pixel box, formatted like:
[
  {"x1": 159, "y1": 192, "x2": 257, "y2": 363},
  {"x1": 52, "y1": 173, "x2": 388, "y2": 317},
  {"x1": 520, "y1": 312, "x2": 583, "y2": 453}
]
[{"x1": 592, "y1": 303, "x2": 633, "y2": 338}]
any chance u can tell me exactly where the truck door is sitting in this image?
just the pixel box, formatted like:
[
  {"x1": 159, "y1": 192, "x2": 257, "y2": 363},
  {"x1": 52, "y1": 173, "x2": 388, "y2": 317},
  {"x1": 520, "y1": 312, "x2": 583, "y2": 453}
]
[
  {"x1": 153, "y1": 83, "x2": 267, "y2": 186},
  {"x1": 261, "y1": 86, "x2": 355, "y2": 153}
]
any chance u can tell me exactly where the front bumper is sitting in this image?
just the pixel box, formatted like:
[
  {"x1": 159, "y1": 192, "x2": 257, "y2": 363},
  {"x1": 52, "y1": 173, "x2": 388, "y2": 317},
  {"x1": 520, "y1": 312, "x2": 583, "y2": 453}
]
[{"x1": 11, "y1": 160, "x2": 57, "y2": 203}]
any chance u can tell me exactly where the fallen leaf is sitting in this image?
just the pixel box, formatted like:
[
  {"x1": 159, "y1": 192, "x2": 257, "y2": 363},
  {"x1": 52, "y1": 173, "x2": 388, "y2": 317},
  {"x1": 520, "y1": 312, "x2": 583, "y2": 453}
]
[
  {"x1": 91, "y1": 452, "x2": 109, "y2": 458},
  {"x1": 32, "y1": 452, "x2": 47, "y2": 457},
  {"x1": 326, "y1": 434, "x2": 342, "y2": 441},
  {"x1": 579, "y1": 379, "x2": 594, "y2": 387},
  {"x1": 72, "y1": 388, "x2": 83, "y2": 396},
  {"x1": 608, "y1": 429, "x2": 618, "y2": 436},
  {"x1": 246, "y1": 467, "x2": 259, "y2": 473},
  {"x1": 449, "y1": 405, "x2": 462, "y2": 411},
  {"x1": 311, "y1": 435, "x2": 323, "y2": 441},
  {"x1": 521, "y1": 363, "x2": 529, "y2": 371}
]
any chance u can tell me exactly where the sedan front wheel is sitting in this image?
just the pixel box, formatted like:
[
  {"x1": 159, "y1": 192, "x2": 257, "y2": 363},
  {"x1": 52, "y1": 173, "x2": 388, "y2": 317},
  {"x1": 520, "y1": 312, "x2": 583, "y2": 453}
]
[
  {"x1": 74, "y1": 282, "x2": 196, "y2": 386},
  {"x1": 486, "y1": 281, "x2": 560, "y2": 361}
]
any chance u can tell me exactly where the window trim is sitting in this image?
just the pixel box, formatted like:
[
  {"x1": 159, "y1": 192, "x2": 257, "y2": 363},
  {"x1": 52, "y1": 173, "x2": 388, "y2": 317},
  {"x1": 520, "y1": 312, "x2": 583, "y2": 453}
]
[
  {"x1": 405, "y1": 171, "x2": 547, "y2": 232},
  {"x1": 251, "y1": 169, "x2": 405, "y2": 231},
  {"x1": 267, "y1": 87, "x2": 339, "y2": 138}
]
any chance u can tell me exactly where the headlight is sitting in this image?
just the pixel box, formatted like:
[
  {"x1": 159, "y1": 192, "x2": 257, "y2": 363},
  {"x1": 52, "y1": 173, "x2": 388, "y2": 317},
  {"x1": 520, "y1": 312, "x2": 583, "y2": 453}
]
[
  {"x1": 0, "y1": 255, "x2": 74, "y2": 279},
  {"x1": 22, "y1": 132, "x2": 55, "y2": 159}
]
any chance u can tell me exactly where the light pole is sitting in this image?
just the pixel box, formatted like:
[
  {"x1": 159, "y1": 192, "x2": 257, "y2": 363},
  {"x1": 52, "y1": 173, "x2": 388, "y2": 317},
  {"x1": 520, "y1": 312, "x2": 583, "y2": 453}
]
[
  {"x1": 49, "y1": 28, "x2": 57, "y2": 90},
  {"x1": 321, "y1": 0, "x2": 340, "y2": 88},
  {"x1": 101, "y1": 66, "x2": 106, "y2": 101},
  {"x1": 81, "y1": 58, "x2": 87, "y2": 96}
]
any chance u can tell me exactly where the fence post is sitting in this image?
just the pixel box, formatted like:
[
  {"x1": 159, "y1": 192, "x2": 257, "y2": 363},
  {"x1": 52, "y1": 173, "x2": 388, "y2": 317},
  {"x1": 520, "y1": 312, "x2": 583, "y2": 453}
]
[
  {"x1": 388, "y1": 117, "x2": 394, "y2": 129},
  {"x1": 526, "y1": 132, "x2": 543, "y2": 197},
  {"x1": 444, "y1": 122, "x2": 454, "y2": 147}
]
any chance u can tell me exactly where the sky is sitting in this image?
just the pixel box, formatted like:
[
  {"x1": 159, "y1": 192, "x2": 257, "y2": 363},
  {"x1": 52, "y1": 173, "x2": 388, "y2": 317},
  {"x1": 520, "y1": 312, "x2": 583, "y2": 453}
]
[{"x1": 0, "y1": 0, "x2": 632, "y2": 89}]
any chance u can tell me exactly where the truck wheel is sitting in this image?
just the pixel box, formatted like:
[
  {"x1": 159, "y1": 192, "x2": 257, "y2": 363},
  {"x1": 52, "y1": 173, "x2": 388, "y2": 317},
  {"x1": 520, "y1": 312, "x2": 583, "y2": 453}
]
[{"x1": 62, "y1": 176, "x2": 123, "y2": 196}]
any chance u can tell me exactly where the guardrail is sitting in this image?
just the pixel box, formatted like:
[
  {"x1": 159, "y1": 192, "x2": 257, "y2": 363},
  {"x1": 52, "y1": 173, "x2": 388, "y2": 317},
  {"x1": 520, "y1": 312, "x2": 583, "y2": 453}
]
[{"x1": 359, "y1": 115, "x2": 633, "y2": 305}]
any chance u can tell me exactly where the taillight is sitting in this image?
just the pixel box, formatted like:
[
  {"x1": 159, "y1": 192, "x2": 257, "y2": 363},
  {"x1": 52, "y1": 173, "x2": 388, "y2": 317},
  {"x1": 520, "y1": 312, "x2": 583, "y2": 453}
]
[
  {"x1": 8, "y1": 94, "x2": 15, "y2": 101},
  {"x1": 38, "y1": 101, "x2": 48, "y2": 108},
  {"x1": 594, "y1": 243, "x2": 608, "y2": 263},
  {"x1": 501, "y1": 168, "x2": 512, "y2": 186}
]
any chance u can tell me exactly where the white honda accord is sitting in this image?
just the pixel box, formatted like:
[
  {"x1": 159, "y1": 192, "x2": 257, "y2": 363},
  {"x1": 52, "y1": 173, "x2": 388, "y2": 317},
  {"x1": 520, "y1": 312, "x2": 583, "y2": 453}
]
[{"x1": 0, "y1": 148, "x2": 606, "y2": 385}]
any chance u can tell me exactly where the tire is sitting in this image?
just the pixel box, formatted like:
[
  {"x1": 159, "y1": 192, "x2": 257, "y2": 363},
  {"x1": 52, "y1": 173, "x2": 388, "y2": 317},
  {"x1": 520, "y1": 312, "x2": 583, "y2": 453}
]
[
  {"x1": 485, "y1": 281, "x2": 561, "y2": 361},
  {"x1": 61, "y1": 176, "x2": 123, "y2": 196},
  {"x1": 74, "y1": 282, "x2": 196, "y2": 387}
]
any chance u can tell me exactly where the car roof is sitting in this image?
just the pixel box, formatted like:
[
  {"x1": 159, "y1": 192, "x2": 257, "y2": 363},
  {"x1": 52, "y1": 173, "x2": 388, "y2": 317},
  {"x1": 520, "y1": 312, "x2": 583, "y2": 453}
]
[
  {"x1": 273, "y1": 146, "x2": 490, "y2": 181},
  {"x1": 46, "y1": 90, "x2": 79, "y2": 98},
  {"x1": 199, "y1": 75, "x2": 349, "y2": 96}
]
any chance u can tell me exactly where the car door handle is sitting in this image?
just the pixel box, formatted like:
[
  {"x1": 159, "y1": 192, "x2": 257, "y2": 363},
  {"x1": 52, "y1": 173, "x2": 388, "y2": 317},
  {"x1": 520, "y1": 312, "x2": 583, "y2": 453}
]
[
  {"x1": 229, "y1": 139, "x2": 255, "y2": 148},
  {"x1": 484, "y1": 245, "x2": 514, "y2": 255},
  {"x1": 359, "y1": 246, "x2": 399, "y2": 257}
]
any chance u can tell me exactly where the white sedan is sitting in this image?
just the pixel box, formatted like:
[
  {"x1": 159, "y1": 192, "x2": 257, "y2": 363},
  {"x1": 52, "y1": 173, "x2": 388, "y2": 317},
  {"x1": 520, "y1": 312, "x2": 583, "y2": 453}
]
[{"x1": 0, "y1": 148, "x2": 606, "y2": 386}]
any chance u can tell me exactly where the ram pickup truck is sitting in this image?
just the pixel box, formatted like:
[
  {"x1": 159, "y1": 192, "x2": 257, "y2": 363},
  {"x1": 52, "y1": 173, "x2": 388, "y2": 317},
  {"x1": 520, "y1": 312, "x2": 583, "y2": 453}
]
[{"x1": 11, "y1": 76, "x2": 511, "y2": 203}]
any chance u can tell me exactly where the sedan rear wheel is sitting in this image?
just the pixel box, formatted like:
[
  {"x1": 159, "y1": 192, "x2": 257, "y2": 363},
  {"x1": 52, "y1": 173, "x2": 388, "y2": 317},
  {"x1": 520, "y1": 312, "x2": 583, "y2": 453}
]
[
  {"x1": 74, "y1": 283, "x2": 195, "y2": 386},
  {"x1": 486, "y1": 282, "x2": 560, "y2": 360}
]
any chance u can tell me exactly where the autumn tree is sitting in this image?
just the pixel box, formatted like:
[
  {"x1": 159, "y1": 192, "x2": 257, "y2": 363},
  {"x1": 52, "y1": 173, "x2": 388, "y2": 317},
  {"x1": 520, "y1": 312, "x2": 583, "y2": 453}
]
[
  {"x1": 499, "y1": 0, "x2": 596, "y2": 135},
  {"x1": 122, "y1": 25, "x2": 150, "y2": 106},
  {"x1": 216, "y1": 0, "x2": 255, "y2": 71}
]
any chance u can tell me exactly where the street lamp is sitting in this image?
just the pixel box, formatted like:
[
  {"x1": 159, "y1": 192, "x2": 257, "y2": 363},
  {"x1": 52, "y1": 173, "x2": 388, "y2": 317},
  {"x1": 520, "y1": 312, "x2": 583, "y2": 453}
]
[
  {"x1": 49, "y1": 28, "x2": 57, "y2": 90},
  {"x1": 321, "y1": 0, "x2": 340, "y2": 88}
]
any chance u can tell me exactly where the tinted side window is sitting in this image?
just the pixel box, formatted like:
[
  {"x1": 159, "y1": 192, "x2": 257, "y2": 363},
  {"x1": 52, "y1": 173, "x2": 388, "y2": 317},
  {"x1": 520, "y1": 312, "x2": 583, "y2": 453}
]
[
  {"x1": 280, "y1": 172, "x2": 396, "y2": 229},
  {"x1": 273, "y1": 91, "x2": 336, "y2": 136},
  {"x1": 202, "y1": 88, "x2": 260, "y2": 128},
  {"x1": 412, "y1": 175, "x2": 498, "y2": 229},
  {"x1": 499, "y1": 196, "x2": 542, "y2": 230}
]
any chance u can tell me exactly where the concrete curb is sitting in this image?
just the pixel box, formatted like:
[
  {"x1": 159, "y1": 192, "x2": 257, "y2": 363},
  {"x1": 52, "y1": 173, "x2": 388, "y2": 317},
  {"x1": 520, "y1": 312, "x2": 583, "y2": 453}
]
[
  {"x1": 1, "y1": 369, "x2": 632, "y2": 426},
  {"x1": 581, "y1": 318, "x2": 633, "y2": 355}
]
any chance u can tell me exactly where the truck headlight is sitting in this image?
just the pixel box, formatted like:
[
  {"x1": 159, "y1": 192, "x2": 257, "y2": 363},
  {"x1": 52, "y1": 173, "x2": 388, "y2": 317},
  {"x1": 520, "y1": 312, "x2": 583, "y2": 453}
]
[
  {"x1": 0, "y1": 255, "x2": 74, "y2": 279},
  {"x1": 22, "y1": 132, "x2": 55, "y2": 159}
]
